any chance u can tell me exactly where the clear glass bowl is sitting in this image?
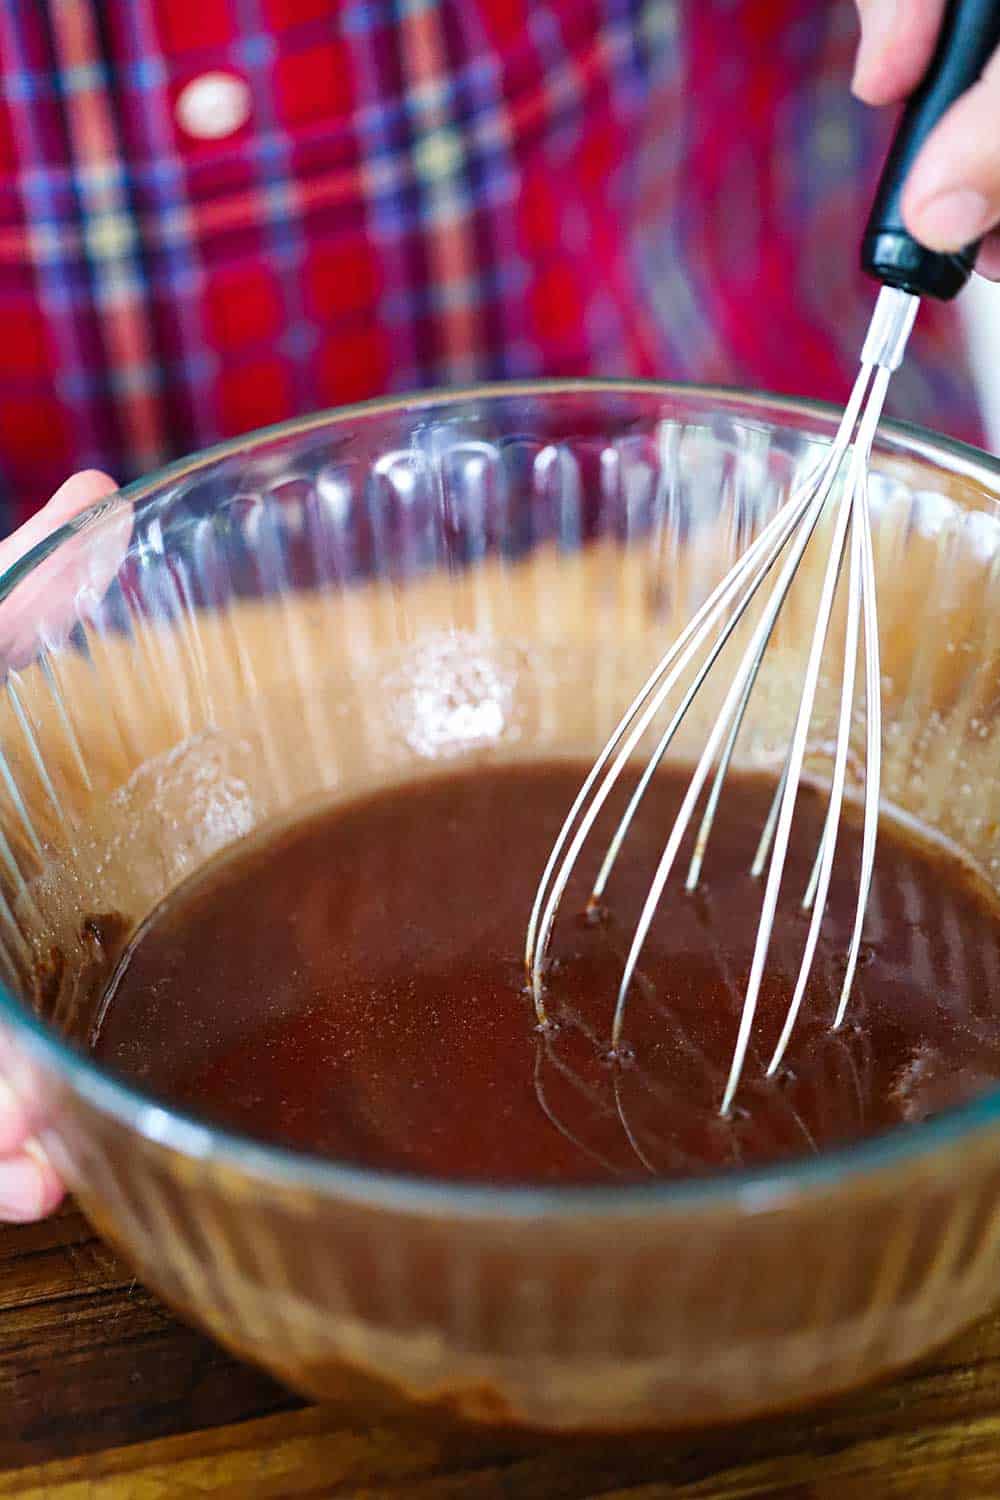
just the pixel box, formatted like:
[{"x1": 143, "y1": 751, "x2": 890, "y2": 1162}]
[{"x1": 1, "y1": 382, "x2": 1000, "y2": 1433}]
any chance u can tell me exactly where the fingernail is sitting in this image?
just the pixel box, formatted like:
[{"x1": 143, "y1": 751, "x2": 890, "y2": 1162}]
[
  {"x1": 23, "y1": 1138, "x2": 51, "y2": 1170},
  {"x1": 0, "y1": 1153, "x2": 46, "y2": 1221},
  {"x1": 25, "y1": 1140, "x2": 64, "y2": 1216},
  {"x1": 850, "y1": 53, "x2": 866, "y2": 96},
  {"x1": 0, "y1": 1078, "x2": 29, "y2": 1155},
  {"x1": 851, "y1": 32, "x2": 871, "y2": 94},
  {"x1": 910, "y1": 190, "x2": 990, "y2": 250},
  {"x1": 851, "y1": 0, "x2": 896, "y2": 96}
]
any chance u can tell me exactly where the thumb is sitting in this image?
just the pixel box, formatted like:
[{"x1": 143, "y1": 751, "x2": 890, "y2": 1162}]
[
  {"x1": 0, "y1": 470, "x2": 124, "y2": 671},
  {"x1": 0, "y1": 471, "x2": 119, "y2": 577}
]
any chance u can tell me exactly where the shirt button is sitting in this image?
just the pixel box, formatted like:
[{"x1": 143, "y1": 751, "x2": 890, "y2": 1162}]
[{"x1": 175, "y1": 71, "x2": 252, "y2": 141}]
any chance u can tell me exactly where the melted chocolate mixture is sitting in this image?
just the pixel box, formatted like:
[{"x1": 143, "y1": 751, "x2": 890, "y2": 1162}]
[{"x1": 93, "y1": 763, "x2": 1000, "y2": 1184}]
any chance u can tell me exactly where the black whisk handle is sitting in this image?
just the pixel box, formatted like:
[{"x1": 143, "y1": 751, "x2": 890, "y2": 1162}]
[{"x1": 861, "y1": 0, "x2": 1000, "y2": 300}]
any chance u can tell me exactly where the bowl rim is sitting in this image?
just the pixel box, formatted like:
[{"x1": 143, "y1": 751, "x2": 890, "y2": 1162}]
[{"x1": 4, "y1": 375, "x2": 1000, "y2": 1223}]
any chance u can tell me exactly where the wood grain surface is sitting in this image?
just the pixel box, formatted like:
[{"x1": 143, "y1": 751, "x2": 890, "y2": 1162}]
[{"x1": 3, "y1": 1203, "x2": 1000, "y2": 1498}]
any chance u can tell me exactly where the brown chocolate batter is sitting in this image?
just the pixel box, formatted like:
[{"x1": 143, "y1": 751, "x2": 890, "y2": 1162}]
[{"x1": 92, "y1": 762, "x2": 1000, "y2": 1184}]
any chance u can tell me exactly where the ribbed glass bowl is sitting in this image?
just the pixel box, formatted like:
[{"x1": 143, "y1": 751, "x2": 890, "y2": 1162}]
[{"x1": 1, "y1": 382, "x2": 1000, "y2": 1433}]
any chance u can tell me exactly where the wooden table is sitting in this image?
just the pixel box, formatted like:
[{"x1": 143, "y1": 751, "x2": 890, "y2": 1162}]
[{"x1": 3, "y1": 1203, "x2": 1000, "y2": 1498}]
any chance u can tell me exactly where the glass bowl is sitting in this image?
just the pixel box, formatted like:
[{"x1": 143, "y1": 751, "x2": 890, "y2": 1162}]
[{"x1": 1, "y1": 381, "x2": 1000, "y2": 1434}]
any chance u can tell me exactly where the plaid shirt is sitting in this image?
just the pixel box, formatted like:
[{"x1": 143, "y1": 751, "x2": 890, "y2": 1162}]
[{"x1": 0, "y1": 0, "x2": 983, "y2": 531}]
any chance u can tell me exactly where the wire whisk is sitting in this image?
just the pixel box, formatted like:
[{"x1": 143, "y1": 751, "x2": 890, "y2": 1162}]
[{"x1": 526, "y1": 287, "x2": 914, "y2": 1116}]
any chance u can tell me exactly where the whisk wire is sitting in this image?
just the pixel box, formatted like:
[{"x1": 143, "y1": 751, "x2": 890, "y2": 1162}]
[
  {"x1": 752, "y1": 757, "x2": 790, "y2": 879},
  {"x1": 834, "y1": 453, "x2": 884, "y2": 1031},
  {"x1": 800, "y1": 519, "x2": 857, "y2": 916},
  {"x1": 764, "y1": 421, "x2": 868, "y2": 1078},
  {"x1": 767, "y1": 367, "x2": 890, "y2": 1077}
]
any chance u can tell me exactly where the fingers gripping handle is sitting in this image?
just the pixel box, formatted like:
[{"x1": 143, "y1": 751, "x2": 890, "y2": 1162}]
[{"x1": 861, "y1": 0, "x2": 1000, "y2": 300}]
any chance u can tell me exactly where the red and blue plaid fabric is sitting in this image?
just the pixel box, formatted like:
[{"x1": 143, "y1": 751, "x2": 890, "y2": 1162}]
[{"x1": 0, "y1": 0, "x2": 984, "y2": 531}]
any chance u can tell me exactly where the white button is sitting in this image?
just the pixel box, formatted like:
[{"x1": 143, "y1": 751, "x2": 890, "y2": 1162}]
[{"x1": 175, "y1": 72, "x2": 252, "y2": 141}]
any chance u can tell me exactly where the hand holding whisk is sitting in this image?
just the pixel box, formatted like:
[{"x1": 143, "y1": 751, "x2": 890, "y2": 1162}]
[{"x1": 526, "y1": 0, "x2": 1000, "y2": 1118}]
